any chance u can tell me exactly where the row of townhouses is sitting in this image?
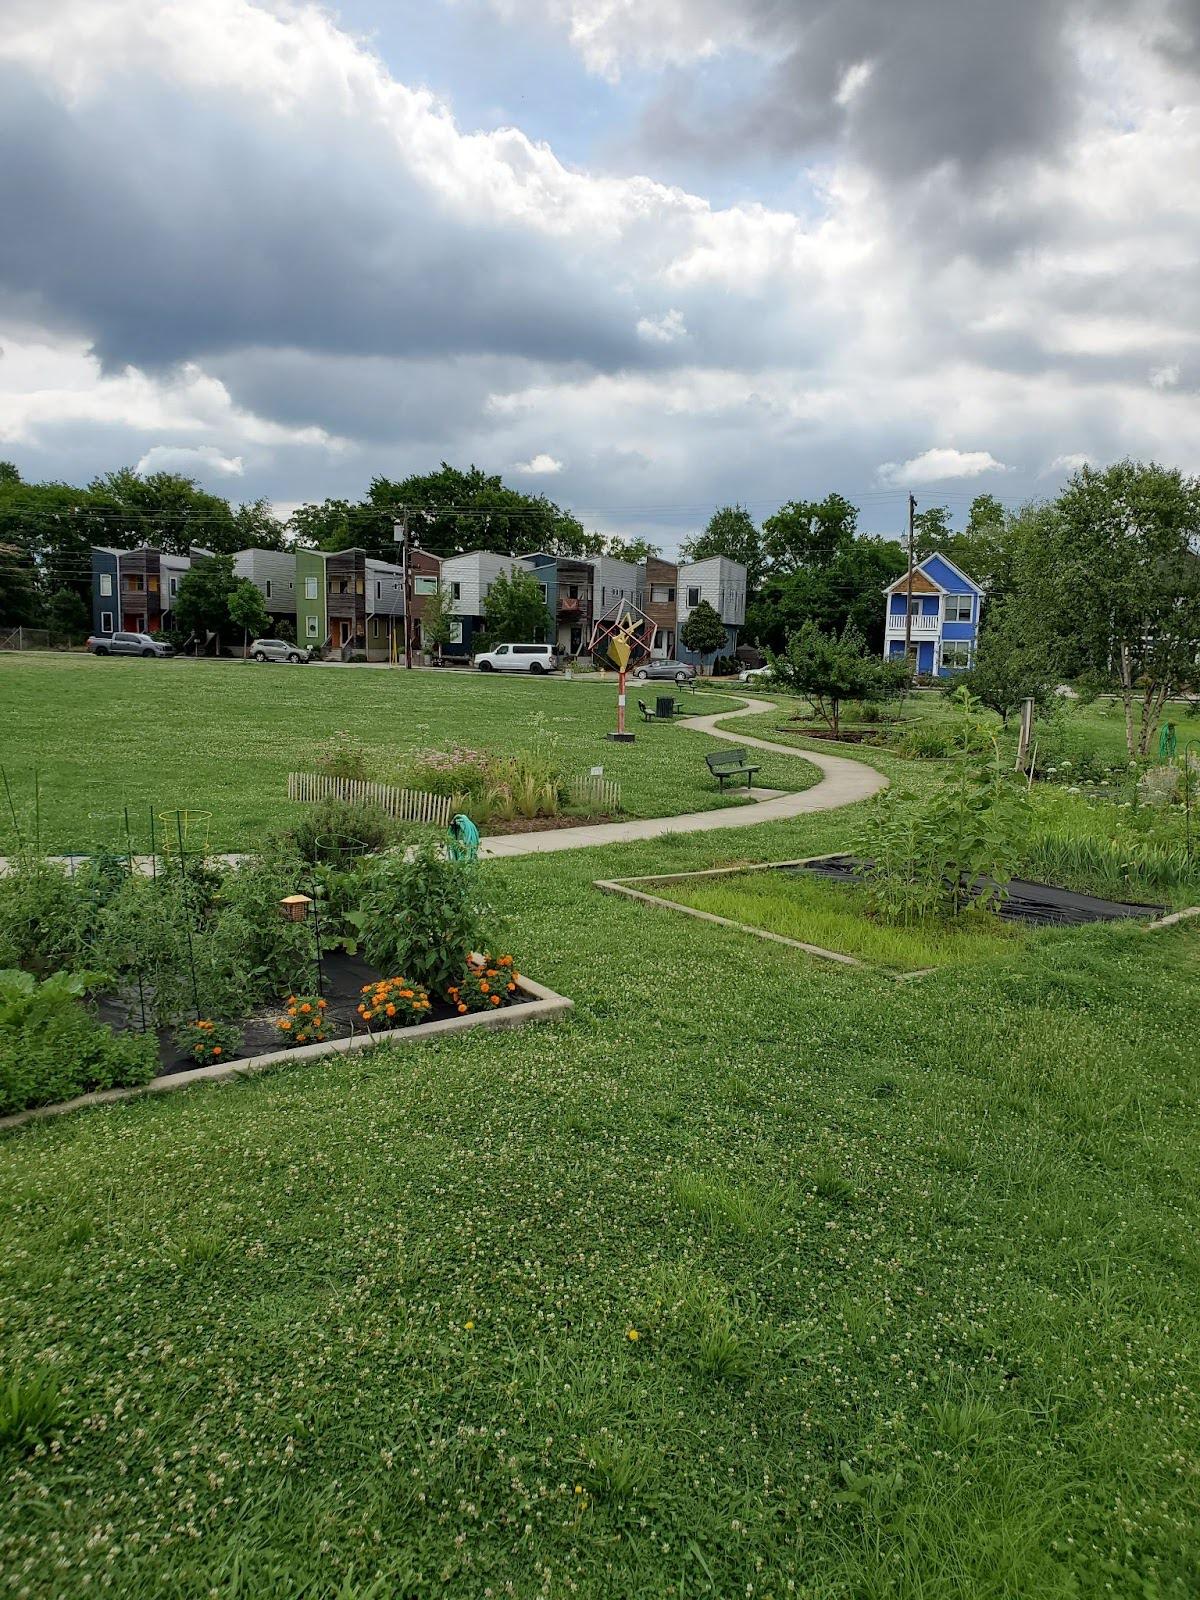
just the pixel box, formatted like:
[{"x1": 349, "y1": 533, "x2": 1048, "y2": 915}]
[
  {"x1": 89, "y1": 546, "x2": 749, "y2": 666},
  {"x1": 90, "y1": 542, "x2": 982, "y2": 675},
  {"x1": 436, "y1": 550, "x2": 746, "y2": 665}
]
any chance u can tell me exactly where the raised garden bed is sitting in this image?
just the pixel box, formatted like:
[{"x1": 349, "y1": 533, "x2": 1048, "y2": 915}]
[
  {"x1": 596, "y1": 855, "x2": 1167, "y2": 977},
  {"x1": 2, "y1": 955, "x2": 571, "y2": 1131}
]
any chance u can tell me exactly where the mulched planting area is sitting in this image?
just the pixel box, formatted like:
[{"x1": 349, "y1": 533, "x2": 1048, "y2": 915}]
[
  {"x1": 794, "y1": 854, "x2": 1165, "y2": 925},
  {"x1": 95, "y1": 949, "x2": 534, "y2": 1077}
]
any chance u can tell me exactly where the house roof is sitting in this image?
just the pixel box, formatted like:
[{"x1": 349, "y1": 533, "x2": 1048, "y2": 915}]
[
  {"x1": 884, "y1": 553, "x2": 983, "y2": 597},
  {"x1": 885, "y1": 569, "x2": 942, "y2": 596}
]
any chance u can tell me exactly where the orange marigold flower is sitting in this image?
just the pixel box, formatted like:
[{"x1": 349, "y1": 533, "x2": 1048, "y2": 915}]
[
  {"x1": 212, "y1": 1046, "x2": 222, "y2": 1055},
  {"x1": 300, "y1": 1002, "x2": 312, "y2": 1013},
  {"x1": 280, "y1": 1019, "x2": 292, "y2": 1030},
  {"x1": 490, "y1": 995, "x2": 501, "y2": 1006},
  {"x1": 386, "y1": 1003, "x2": 396, "y2": 1017},
  {"x1": 457, "y1": 1003, "x2": 467, "y2": 1014},
  {"x1": 479, "y1": 982, "x2": 489, "y2": 993},
  {"x1": 507, "y1": 982, "x2": 516, "y2": 992},
  {"x1": 317, "y1": 998, "x2": 327, "y2": 1009}
]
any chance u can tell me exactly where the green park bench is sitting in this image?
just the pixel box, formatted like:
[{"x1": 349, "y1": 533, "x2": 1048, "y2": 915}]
[
  {"x1": 637, "y1": 698, "x2": 656, "y2": 723},
  {"x1": 705, "y1": 747, "x2": 760, "y2": 791}
]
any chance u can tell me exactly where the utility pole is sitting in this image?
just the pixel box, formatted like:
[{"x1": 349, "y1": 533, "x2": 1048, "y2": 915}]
[
  {"x1": 393, "y1": 511, "x2": 414, "y2": 669},
  {"x1": 903, "y1": 492, "x2": 917, "y2": 667}
]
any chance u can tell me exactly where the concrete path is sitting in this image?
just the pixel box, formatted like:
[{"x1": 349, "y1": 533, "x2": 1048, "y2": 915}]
[{"x1": 479, "y1": 697, "x2": 886, "y2": 858}]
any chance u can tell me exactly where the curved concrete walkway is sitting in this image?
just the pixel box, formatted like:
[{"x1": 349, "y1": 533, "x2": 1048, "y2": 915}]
[{"x1": 480, "y1": 696, "x2": 887, "y2": 858}]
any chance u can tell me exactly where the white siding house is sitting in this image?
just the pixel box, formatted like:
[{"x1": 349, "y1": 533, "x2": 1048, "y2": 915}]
[
  {"x1": 438, "y1": 551, "x2": 530, "y2": 656},
  {"x1": 232, "y1": 548, "x2": 298, "y2": 615},
  {"x1": 676, "y1": 555, "x2": 747, "y2": 663}
]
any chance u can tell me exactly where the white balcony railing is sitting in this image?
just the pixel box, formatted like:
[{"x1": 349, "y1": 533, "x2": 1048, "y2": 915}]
[{"x1": 886, "y1": 613, "x2": 940, "y2": 635}]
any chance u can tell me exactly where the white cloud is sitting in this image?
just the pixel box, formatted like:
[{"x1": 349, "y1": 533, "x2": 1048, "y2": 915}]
[
  {"x1": 876, "y1": 448, "x2": 1009, "y2": 488},
  {"x1": 135, "y1": 444, "x2": 244, "y2": 478},
  {"x1": 1150, "y1": 363, "x2": 1181, "y2": 389},
  {"x1": 1041, "y1": 452, "x2": 1091, "y2": 475},
  {"x1": 636, "y1": 309, "x2": 687, "y2": 344},
  {"x1": 0, "y1": 330, "x2": 345, "y2": 453},
  {"x1": 512, "y1": 452, "x2": 564, "y2": 474}
]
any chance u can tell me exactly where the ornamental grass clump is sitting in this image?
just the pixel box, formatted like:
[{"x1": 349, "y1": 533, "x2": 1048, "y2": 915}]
[
  {"x1": 276, "y1": 994, "x2": 330, "y2": 1045},
  {"x1": 173, "y1": 1018, "x2": 242, "y2": 1066},
  {"x1": 356, "y1": 977, "x2": 432, "y2": 1029},
  {"x1": 447, "y1": 953, "x2": 520, "y2": 1014}
]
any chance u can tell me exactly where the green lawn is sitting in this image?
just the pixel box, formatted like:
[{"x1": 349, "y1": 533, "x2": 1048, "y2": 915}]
[
  {"x1": 2, "y1": 665, "x2": 1199, "y2": 1597},
  {"x1": 2, "y1": 784, "x2": 1199, "y2": 1596},
  {"x1": 0, "y1": 656, "x2": 815, "y2": 853},
  {"x1": 646, "y1": 865, "x2": 1028, "y2": 972}
]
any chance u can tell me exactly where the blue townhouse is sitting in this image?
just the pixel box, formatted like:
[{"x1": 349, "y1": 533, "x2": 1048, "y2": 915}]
[{"x1": 883, "y1": 553, "x2": 983, "y2": 677}]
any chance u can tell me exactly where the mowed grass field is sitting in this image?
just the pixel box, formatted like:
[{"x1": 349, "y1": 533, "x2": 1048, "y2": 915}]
[
  {"x1": 1, "y1": 657, "x2": 1198, "y2": 1597},
  {"x1": 0, "y1": 655, "x2": 812, "y2": 853}
]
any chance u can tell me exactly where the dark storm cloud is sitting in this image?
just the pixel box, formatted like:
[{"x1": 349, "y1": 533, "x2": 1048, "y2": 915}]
[
  {"x1": 0, "y1": 70, "x2": 643, "y2": 376},
  {"x1": 638, "y1": 0, "x2": 1176, "y2": 181}
]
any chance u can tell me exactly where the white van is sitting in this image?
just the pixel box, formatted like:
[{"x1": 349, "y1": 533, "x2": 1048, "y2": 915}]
[{"x1": 474, "y1": 643, "x2": 559, "y2": 675}]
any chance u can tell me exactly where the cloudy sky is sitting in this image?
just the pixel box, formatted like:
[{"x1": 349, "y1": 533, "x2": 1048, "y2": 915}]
[{"x1": 1, "y1": 0, "x2": 1198, "y2": 550}]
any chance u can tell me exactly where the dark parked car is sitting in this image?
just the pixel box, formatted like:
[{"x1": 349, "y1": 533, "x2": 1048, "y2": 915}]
[
  {"x1": 633, "y1": 658, "x2": 697, "y2": 683},
  {"x1": 87, "y1": 632, "x2": 174, "y2": 658}
]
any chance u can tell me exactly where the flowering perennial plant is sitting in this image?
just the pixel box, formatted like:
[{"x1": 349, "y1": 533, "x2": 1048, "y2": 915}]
[
  {"x1": 447, "y1": 952, "x2": 520, "y2": 1015},
  {"x1": 173, "y1": 1018, "x2": 242, "y2": 1065},
  {"x1": 357, "y1": 977, "x2": 433, "y2": 1029},
  {"x1": 276, "y1": 994, "x2": 330, "y2": 1046}
]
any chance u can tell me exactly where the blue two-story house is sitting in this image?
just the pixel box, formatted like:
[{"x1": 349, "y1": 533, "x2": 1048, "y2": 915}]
[{"x1": 883, "y1": 554, "x2": 983, "y2": 677}]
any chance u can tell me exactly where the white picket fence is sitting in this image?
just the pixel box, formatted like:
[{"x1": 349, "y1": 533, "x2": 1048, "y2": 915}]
[
  {"x1": 567, "y1": 773, "x2": 622, "y2": 815},
  {"x1": 288, "y1": 772, "x2": 454, "y2": 827},
  {"x1": 289, "y1": 770, "x2": 621, "y2": 826}
]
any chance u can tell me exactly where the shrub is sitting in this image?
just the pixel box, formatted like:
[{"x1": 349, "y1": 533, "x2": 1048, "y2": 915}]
[
  {"x1": 278, "y1": 799, "x2": 402, "y2": 864},
  {"x1": 355, "y1": 977, "x2": 433, "y2": 1029},
  {"x1": 447, "y1": 952, "x2": 521, "y2": 1014},
  {"x1": 276, "y1": 994, "x2": 331, "y2": 1045},
  {"x1": 315, "y1": 733, "x2": 370, "y2": 782},
  {"x1": 347, "y1": 845, "x2": 491, "y2": 996},
  {"x1": 173, "y1": 1018, "x2": 242, "y2": 1066},
  {"x1": 711, "y1": 654, "x2": 740, "y2": 677},
  {"x1": 854, "y1": 689, "x2": 1032, "y2": 921},
  {"x1": 0, "y1": 856, "x2": 86, "y2": 973},
  {"x1": 0, "y1": 969, "x2": 158, "y2": 1115}
]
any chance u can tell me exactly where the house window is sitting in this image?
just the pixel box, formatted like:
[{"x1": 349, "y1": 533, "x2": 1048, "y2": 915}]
[
  {"x1": 371, "y1": 617, "x2": 380, "y2": 639},
  {"x1": 945, "y1": 594, "x2": 973, "y2": 622},
  {"x1": 451, "y1": 581, "x2": 461, "y2": 601},
  {"x1": 265, "y1": 580, "x2": 272, "y2": 599},
  {"x1": 650, "y1": 584, "x2": 674, "y2": 604},
  {"x1": 305, "y1": 615, "x2": 319, "y2": 638},
  {"x1": 686, "y1": 586, "x2": 701, "y2": 608},
  {"x1": 448, "y1": 621, "x2": 463, "y2": 643},
  {"x1": 908, "y1": 598, "x2": 922, "y2": 616},
  {"x1": 566, "y1": 584, "x2": 579, "y2": 599},
  {"x1": 99, "y1": 573, "x2": 112, "y2": 596},
  {"x1": 538, "y1": 583, "x2": 548, "y2": 601},
  {"x1": 100, "y1": 610, "x2": 113, "y2": 633},
  {"x1": 414, "y1": 576, "x2": 437, "y2": 596},
  {"x1": 376, "y1": 581, "x2": 382, "y2": 600},
  {"x1": 169, "y1": 576, "x2": 178, "y2": 596},
  {"x1": 305, "y1": 575, "x2": 318, "y2": 600},
  {"x1": 941, "y1": 641, "x2": 973, "y2": 670}
]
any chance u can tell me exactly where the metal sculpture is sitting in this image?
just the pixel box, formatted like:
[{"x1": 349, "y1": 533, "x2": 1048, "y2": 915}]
[{"x1": 589, "y1": 601, "x2": 656, "y2": 742}]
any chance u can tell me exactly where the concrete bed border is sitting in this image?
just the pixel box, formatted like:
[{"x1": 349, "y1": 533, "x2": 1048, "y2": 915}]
[
  {"x1": 0, "y1": 973, "x2": 572, "y2": 1134},
  {"x1": 594, "y1": 854, "x2": 889, "y2": 973},
  {"x1": 595, "y1": 859, "x2": 1200, "y2": 978}
]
